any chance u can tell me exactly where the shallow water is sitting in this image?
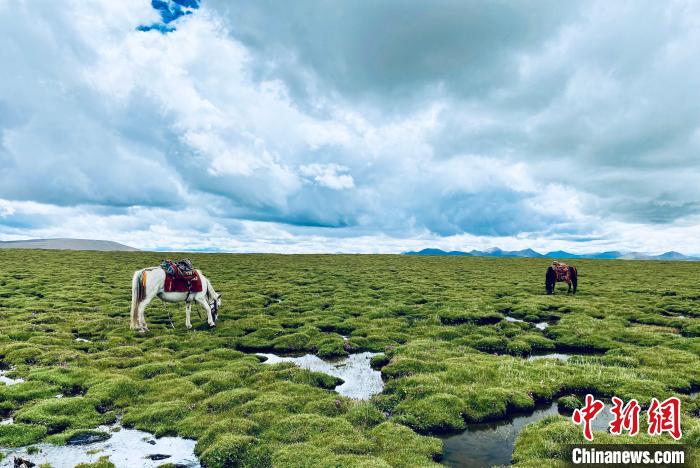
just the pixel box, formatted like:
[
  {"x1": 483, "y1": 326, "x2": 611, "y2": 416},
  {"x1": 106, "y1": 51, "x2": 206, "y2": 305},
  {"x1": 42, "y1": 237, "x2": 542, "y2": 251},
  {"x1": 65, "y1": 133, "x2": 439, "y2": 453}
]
[
  {"x1": 505, "y1": 317, "x2": 550, "y2": 330},
  {"x1": 526, "y1": 352, "x2": 571, "y2": 361},
  {"x1": 0, "y1": 370, "x2": 24, "y2": 385},
  {"x1": 0, "y1": 425, "x2": 199, "y2": 468},
  {"x1": 440, "y1": 402, "x2": 615, "y2": 468},
  {"x1": 257, "y1": 351, "x2": 383, "y2": 400}
]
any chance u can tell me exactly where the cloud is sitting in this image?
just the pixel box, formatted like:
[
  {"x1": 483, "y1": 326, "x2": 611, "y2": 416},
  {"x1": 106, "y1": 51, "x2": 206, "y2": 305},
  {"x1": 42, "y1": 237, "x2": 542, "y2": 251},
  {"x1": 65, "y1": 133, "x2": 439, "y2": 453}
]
[
  {"x1": 299, "y1": 164, "x2": 354, "y2": 190},
  {"x1": 208, "y1": 0, "x2": 583, "y2": 103},
  {"x1": 1, "y1": 0, "x2": 700, "y2": 253}
]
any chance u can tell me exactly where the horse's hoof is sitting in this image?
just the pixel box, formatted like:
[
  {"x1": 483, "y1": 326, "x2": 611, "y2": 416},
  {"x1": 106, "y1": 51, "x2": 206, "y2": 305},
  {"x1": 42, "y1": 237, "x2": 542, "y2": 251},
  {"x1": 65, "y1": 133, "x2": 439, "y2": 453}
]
[
  {"x1": 186, "y1": 325, "x2": 192, "y2": 329},
  {"x1": 208, "y1": 322, "x2": 216, "y2": 328}
]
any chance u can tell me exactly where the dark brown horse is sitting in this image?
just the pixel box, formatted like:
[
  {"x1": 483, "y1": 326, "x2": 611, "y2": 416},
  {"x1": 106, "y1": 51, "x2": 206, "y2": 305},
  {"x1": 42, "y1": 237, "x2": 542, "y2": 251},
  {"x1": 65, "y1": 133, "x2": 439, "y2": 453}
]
[{"x1": 545, "y1": 261, "x2": 577, "y2": 294}]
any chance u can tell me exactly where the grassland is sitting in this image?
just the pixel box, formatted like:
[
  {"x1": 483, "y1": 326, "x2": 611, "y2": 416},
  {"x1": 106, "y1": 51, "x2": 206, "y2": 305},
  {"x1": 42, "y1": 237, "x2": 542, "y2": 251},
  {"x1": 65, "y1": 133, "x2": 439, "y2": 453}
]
[{"x1": 0, "y1": 250, "x2": 698, "y2": 467}]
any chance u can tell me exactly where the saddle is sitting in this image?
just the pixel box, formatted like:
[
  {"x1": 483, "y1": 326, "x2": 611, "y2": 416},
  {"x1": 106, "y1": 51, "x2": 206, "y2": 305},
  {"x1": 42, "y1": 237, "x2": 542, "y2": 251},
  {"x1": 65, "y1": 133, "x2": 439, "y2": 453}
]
[
  {"x1": 160, "y1": 259, "x2": 203, "y2": 295},
  {"x1": 552, "y1": 261, "x2": 570, "y2": 282},
  {"x1": 161, "y1": 259, "x2": 195, "y2": 278}
]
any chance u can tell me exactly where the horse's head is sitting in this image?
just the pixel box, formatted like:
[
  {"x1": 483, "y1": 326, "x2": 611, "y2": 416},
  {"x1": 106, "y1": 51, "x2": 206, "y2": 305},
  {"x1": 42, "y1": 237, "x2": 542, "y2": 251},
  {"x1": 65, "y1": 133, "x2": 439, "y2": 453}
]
[
  {"x1": 209, "y1": 293, "x2": 222, "y2": 323},
  {"x1": 545, "y1": 266, "x2": 556, "y2": 294}
]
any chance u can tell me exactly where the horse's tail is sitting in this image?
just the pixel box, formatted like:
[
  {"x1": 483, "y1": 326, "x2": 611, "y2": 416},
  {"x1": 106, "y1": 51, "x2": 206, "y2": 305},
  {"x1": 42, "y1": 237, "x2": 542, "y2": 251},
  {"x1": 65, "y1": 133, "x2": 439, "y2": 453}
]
[
  {"x1": 130, "y1": 270, "x2": 143, "y2": 329},
  {"x1": 570, "y1": 266, "x2": 578, "y2": 294}
]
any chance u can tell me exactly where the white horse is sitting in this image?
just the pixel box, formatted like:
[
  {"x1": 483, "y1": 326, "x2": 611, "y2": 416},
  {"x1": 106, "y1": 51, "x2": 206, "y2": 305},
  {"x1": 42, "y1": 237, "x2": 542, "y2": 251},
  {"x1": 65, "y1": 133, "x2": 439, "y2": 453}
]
[{"x1": 130, "y1": 266, "x2": 222, "y2": 332}]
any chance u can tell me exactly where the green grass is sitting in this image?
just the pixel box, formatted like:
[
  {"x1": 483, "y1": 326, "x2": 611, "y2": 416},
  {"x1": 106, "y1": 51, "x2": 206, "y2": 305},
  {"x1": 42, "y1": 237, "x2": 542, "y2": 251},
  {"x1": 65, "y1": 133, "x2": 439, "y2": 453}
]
[{"x1": 0, "y1": 250, "x2": 698, "y2": 466}]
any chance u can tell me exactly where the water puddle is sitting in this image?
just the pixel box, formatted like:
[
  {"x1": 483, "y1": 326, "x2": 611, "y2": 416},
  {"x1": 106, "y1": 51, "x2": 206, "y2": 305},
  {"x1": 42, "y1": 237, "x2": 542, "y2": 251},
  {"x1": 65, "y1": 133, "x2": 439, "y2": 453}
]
[
  {"x1": 505, "y1": 317, "x2": 551, "y2": 330},
  {"x1": 440, "y1": 402, "x2": 614, "y2": 467},
  {"x1": 0, "y1": 370, "x2": 24, "y2": 385},
  {"x1": 0, "y1": 425, "x2": 199, "y2": 468},
  {"x1": 256, "y1": 351, "x2": 383, "y2": 400},
  {"x1": 526, "y1": 353, "x2": 571, "y2": 362}
]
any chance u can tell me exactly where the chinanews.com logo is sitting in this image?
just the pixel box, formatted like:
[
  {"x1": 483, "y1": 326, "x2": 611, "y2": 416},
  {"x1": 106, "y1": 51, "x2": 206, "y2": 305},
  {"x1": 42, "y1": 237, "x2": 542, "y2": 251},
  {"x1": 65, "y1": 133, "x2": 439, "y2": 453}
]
[
  {"x1": 568, "y1": 445, "x2": 688, "y2": 466},
  {"x1": 566, "y1": 394, "x2": 693, "y2": 467}
]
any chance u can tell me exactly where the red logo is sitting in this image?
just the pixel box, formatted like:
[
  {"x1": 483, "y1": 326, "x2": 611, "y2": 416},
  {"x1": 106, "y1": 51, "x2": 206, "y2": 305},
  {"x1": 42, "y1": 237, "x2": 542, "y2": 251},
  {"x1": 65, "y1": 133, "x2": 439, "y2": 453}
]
[
  {"x1": 609, "y1": 396, "x2": 640, "y2": 436},
  {"x1": 572, "y1": 394, "x2": 605, "y2": 441},
  {"x1": 648, "y1": 397, "x2": 682, "y2": 440},
  {"x1": 572, "y1": 394, "x2": 682, "y2": 441}
]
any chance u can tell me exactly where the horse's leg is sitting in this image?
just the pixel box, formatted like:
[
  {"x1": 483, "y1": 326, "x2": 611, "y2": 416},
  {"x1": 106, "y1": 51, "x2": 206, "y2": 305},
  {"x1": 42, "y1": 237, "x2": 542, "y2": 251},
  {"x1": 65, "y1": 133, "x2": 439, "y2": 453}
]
[
  {"x1": 138, "y1": 293, "x2": 154, "y2": 332},
  {"x1": 185, "y1": 302, "x2": 192, "y2": 329},
  {"x1": 567, "y1": 280, "x2": 571, "y2": 294},
  {"x1": 195, "y1": 296, "x2": 215, "y2": 327}
]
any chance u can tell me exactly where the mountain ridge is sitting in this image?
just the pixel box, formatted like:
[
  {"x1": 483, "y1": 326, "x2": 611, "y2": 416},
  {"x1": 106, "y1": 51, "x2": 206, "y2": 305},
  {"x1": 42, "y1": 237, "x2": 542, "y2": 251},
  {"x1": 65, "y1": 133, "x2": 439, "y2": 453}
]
[
  {"x1": 0, "y1": 238, "x2": 139, "y2": 251},
  {"x1": 404, "y1": 247, "x2": 698, "y2": 261}
]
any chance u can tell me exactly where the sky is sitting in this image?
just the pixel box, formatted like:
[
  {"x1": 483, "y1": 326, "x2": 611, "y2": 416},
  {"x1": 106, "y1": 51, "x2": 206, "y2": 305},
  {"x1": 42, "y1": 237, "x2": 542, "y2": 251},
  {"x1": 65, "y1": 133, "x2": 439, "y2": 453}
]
[{"x1": 1, "y1": 0, "x2": 700, "y2": 254}]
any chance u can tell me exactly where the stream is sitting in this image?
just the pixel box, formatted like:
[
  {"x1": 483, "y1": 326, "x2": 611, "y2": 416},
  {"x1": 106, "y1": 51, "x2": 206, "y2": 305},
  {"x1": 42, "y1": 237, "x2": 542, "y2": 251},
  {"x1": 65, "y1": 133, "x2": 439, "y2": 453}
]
[
  {"x1": 0, "y1": 425, "x2": 199, "y2": 468},
  {"x1": 440, "y1": 402, "x2": 615, "y2": 467},
  {"x1": 504, "y1": 316, "x2": 551, "y2": 330},
  {"x1": 256, "y1": 351, "x2": 383, "y2": 400},
  {"x1": 0, "y1": 370, "x2": 24, "y2": 386},
  {"x1": 527, "y1": 352, "x2": 572, "y2": 361}
]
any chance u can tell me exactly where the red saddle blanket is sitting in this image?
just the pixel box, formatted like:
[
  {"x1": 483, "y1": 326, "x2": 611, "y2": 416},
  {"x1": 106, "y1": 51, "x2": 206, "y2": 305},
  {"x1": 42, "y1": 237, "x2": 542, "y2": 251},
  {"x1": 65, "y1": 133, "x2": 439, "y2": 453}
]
[{"x1": 163, "y1": 270, "x2": 203, "y2": 293}]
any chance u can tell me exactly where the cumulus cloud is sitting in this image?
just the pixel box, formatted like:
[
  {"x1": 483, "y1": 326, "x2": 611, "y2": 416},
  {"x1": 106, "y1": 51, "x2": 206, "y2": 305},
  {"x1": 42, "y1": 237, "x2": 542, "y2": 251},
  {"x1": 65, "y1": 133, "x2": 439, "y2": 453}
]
[
  {"x1": 1, "y1": 0, "x2": 700, "y2": 253},
  {"x1": 299, "y1": 164, "x2": 354, "y2": 190}
]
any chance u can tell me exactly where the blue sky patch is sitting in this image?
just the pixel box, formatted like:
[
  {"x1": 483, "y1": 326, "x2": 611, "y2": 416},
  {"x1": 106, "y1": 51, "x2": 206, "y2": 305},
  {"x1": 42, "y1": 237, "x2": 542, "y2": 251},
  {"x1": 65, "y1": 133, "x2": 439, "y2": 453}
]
[{"x1": 137, "y1": 0, "x2": 200, "y2": 34}]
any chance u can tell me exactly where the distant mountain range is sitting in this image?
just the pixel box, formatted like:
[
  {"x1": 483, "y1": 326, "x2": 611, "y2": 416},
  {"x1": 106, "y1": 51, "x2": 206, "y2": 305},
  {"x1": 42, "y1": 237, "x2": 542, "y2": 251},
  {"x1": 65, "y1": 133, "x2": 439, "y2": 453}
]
[
  {"x1": 0, "y1": 238, "x2": 139, "y2": 251},
  {"x1": 404, "y1": 247, "x2": 699, "y2": 261}
]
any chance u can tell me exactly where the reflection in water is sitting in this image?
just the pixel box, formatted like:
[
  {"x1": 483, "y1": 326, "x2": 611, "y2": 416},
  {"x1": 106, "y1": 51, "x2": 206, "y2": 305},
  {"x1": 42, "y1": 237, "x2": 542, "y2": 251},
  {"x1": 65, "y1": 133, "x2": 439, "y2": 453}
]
[
  {"x1": 0, "y1": 426, "x2": 199, "y2": 468},
  {"x1": 440, "y1": 403, "x2": 614, "y2": 468},
  {"x1": 0, "y1": 370, "x2": 24, "y2": 385},
  {"x1": 505, "y1": 317, "x2": 551, "y2": 330},
  {"x1": 527, "y1": 353, "x2": 571, "y2": 361},
  {"x1": 257, "y1": 352, "x2": 383, "y2": 400}
]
